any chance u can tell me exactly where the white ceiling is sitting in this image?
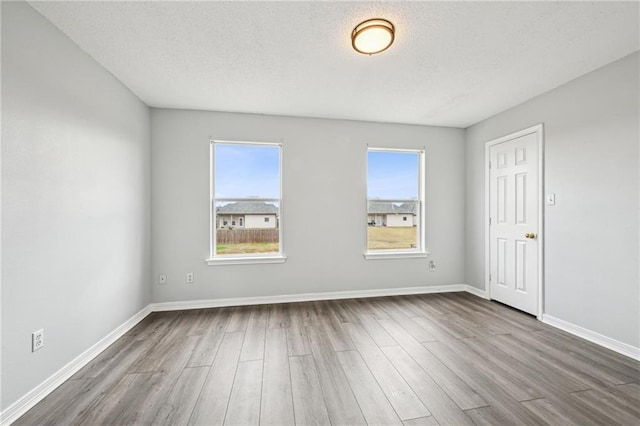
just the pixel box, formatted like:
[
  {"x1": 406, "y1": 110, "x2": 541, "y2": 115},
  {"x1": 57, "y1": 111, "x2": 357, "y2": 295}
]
[{"x1": 29, "y1": 1, "x2": 639, "y2": 128}]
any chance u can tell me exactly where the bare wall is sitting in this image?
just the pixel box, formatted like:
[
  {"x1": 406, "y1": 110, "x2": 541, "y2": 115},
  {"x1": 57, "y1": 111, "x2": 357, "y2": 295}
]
[
  {"x1": 151, "y1": 109, "x2": 465, "y2": 303},
  {"x1": 1, "y1": 1, "x2": 151, "y2": 410},
  {"x1": 465, "y1": 52, "x2": 639, "y2": 347}
]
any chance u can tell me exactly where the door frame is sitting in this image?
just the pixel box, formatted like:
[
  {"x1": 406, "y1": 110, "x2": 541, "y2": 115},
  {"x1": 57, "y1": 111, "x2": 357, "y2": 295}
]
[{"x1": 484, "y1": 124, "x2": 545, "y2": 320}]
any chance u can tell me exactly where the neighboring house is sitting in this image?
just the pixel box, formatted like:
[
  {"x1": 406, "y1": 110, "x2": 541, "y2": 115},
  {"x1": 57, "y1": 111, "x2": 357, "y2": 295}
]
[
  {"x1": 368, "y1": 201, "x2": 417, "y2": 227},
  {"x1": 217, "y1": 202, "x2": 278, "y2": 229}
]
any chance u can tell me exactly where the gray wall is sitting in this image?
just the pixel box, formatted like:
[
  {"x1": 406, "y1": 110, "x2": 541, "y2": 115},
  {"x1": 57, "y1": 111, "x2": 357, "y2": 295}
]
[
  {"x1": 151, "y1": 109, "x2": 465, "y2": 303},
  {"x1": 465, "y1": 52, "x2": 639, "y2": 347},
  {"x1": 1, "y1": 2, "x2": 151, "y2": 410}
]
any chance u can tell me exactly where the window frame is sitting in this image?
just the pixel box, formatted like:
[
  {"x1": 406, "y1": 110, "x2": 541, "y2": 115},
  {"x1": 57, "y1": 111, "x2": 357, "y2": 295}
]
[
  {"x1": 365, "y1": 147, "x2": 429, "y2": 260},
  {"x1": 207, "y1": 140, "x2": 286, "y2": 265}
]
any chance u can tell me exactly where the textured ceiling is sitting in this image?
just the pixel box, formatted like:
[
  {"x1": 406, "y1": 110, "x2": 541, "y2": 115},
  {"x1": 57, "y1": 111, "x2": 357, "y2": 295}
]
[{"x1": 29, "y1": 1, "x2": 639, "y2": 128}]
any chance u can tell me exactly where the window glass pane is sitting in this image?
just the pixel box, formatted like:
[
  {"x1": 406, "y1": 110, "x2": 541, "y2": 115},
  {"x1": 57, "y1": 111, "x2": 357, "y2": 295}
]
[
  {"x1": 215, "y1": 144, "x2": 280, "y2": 199},
  {"x1": 215, "y1": 201, "x2": 280, "y2": 255},
  {"x1": 367, "y1": 151, "x2": 419, "y2": 199},
  {"x1": 367, "y1": 201, "x2": 418, "y2": 251}
]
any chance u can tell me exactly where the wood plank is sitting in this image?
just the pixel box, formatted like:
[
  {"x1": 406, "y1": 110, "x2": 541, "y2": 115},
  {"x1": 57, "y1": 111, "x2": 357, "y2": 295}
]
[
  {"x1": 298, "y1": 301, "x2": 320, "y2": 326},
  {"x1": 403, "y1": 416, "x2": 440, "y2": 426},
  {"x1": 570, "y1": 387, "x2": 640, "y2": 424},
  {"x1": 187, "y1": 308, "x2": 233, "y2": 367},
  {"x1": 345, "y1": 299, "x2": 397, "y2": 347},
  {"x1": 462, "y1": 336, "x2": 623, "y2": 425},
  {"x1": 18, "y1": 338, "x2": 154, "y2": 425},
  {"x1": 13, "y1": 378, "x2": 93, "y2": 426},
  {"x1": 342, "y1": 322, "x2": 430, "y2": 420},
  {"x1": 423, "y1": 340, "x2": 546, "y2": 425},
  {"x1": 489, "y1": 334, "x2": 592, "y2": 393},
  {"x1": 316, "y1": 300, "x2": 355, "y2": 351},
  {"x1": 381, "y1": 345, "x2": 474, "y2": 426},
  {"x1": 260, "y1": 327, "x2": 295, "y2": 425},
  {"x1": 532, "y1": 328, "x2": 640, "y2": 382},
  {"x1": 287, "y1": 303, "x2": 311, "y2": 356},
  {"x1": 189, "y1": 332, "x2": 244, "y2": 425},
  {"x1": 240, "y1": 304, "x2": 268, "y2": 361},
  {"x1": 152, "y1": 366, "x2": 209, "y2": 425},
  {"x1": 377, "y1": 319, "x2": 487, "y2": 410},
  {"x1": 186, "y1": 331, "x2": 225, "y2": 367},
  {"x1": 225, "y1": 360, "x2": 263, "y2": 425},
  {"x1": 74, "y1": 372, "x2": 159, "y2": 424},
  {"x1": 375, "y1": 298, "x2": 437, "y2": 342},
  {"x1": 336, "y1": 350, "x2": 402, "y2": 425},
  {"x1": 268, "y1": 303, "x2": 291, "y2": 329},
  {"x1": 97, "y1": 335, "x2": 201, "y2": 424},
  {"x1": 306, "y1": 325, "x2": 366, "y2": 425},
  {"x1": 289, "y1": 355, "x2": 331, "y2": 426},
  {"x1": 520, "y1": 398, "x2": 583, "y2": 426},
  {"x1": 225, "y1": 305, "x2": 251, "y2": 332}
]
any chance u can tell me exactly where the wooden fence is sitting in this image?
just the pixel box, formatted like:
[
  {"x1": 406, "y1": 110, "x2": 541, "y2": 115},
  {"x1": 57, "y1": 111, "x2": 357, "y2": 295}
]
[{"x1": 216, "y1": 228, "x2": 279, "y2": 244}]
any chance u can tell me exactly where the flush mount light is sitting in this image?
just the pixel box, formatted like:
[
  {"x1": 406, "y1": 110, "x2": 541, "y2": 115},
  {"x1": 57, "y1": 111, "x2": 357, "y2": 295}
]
[{"x1": 351, "y1": 18, "x2": 395, "y2": 55}]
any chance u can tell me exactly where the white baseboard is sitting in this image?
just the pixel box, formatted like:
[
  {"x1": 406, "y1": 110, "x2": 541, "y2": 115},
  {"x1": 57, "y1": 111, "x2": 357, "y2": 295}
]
[
  {"x1": 150, "y1": 284, "x2": 469, "y2": 312},
  {"x1": 0, "y1": 305, "x2": 152, "y2": 426},
  {"x1": 464, "y1": 285, "x2": 489, "y2": 299},
  {"x1": 542, "y1": 314, "x2": 640, "y2": 361}
]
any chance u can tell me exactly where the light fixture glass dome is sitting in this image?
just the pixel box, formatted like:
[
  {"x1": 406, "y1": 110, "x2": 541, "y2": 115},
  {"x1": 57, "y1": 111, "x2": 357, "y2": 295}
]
[{"x1": 352, "y1": 18, "x2": 395, "y2": 55}]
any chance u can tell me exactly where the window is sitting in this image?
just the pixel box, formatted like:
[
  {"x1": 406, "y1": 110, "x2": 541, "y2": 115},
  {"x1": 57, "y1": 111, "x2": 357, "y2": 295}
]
[
  {"x1": 209, "y1": 141, "x2": 284, "y2": 264},
  {"x1": 366, "y1": 148, "x2": 425, "y2": 258}
]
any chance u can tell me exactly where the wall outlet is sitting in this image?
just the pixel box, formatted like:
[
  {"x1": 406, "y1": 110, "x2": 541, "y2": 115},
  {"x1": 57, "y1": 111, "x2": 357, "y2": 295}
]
[
  {"x1": 32, "y1": 329, "x2": 44, "y2": 352},
  {"x1": 186, "y1": 272, "x2": 194, "y2": 283},
  {"x1": 429, "y1": 260, "x2": 436, "y2": 272},
  {"x1": 159, "y1": 274, "x2": 167, "y2": 285}
]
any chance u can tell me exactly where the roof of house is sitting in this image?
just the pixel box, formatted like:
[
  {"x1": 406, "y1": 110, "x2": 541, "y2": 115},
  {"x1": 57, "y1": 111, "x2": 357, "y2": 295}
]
[
  {"x1": 217, "y1": 202, "x2": 278, "y2": 215},
  {"x1": 368, "y1": 201, "x2": 417, "y2": 215}
]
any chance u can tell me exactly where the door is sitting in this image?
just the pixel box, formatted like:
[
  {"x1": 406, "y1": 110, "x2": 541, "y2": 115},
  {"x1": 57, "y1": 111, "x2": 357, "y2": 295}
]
[{"x1": 489, "y1": 130, "x2": 540, "y2": 315}]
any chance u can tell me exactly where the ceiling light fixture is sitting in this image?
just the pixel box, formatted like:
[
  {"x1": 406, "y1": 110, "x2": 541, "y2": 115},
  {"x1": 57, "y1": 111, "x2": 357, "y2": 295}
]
[{"x1": 351, "y1": 18, "x2": 395, "y2": 55}]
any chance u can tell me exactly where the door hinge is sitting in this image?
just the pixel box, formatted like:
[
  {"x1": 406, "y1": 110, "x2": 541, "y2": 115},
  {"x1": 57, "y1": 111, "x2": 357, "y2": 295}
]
[
  {"x1": 489, "y1": 217, "x2": 492, "y2": 225},
  {"x1": 489, "y1": 273, "x2": 492, "y2": 281},
  {"x1": 489, "y1": 161, "x2": 492, "y2": 169}
]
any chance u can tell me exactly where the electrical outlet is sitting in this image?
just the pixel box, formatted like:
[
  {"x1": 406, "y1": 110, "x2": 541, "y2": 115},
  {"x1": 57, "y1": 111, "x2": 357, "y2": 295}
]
[
  {"x1": 429, "y1": 260, "x2": 436, "y2": 272},
  {"x1": 186, "y1": 272, "x2": 194, "y2": 283},
  {"x1": 32, "y1": 329, "x2": 44, "y2": 352},
  {"x1": 159, "y1": 274, "x2": 167, "y2": 285}
]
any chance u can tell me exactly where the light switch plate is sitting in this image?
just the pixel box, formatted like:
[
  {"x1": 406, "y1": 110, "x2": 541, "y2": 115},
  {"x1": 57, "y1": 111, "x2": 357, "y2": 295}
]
[{"x1": 546, "y1": 193, "x2": 556, "y2": 205}]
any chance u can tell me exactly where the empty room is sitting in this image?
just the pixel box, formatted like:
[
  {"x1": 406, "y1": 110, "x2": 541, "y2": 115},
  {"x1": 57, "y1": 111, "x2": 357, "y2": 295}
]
[{"x1": 1, "y1": 1, "x2": 639, "y2": 425}]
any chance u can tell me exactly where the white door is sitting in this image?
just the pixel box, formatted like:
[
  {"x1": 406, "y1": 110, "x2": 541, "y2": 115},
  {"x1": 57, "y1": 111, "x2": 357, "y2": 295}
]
[{"x1": 489, "y1": 130, "x2": 539, "y2": 315}]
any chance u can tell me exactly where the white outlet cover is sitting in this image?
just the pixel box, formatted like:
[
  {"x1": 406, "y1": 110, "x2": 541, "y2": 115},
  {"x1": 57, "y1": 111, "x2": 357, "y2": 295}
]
[{"x1": 32, "y1": 329, "x2": 44, "y2": 352}]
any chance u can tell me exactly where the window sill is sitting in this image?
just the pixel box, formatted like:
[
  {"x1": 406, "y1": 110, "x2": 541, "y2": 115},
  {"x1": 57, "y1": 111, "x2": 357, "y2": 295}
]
[
  {"x1": 206, "y1": 255, "x2": 287, "y2": 266},
  {"x1": 364, "y1": 251, "x2": 430, "y2": 260}
]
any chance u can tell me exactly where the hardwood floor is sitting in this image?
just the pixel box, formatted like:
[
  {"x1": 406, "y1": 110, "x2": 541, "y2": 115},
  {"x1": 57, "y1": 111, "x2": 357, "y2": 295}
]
[{"x1": 16, "y1": 292, "x2": 640, "y2": 425}]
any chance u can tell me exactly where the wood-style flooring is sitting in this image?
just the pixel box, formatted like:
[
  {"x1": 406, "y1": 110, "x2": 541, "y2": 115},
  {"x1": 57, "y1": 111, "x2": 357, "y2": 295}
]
[{"x1": 16, "y1": 292, "x2": 640, "y2": 425}]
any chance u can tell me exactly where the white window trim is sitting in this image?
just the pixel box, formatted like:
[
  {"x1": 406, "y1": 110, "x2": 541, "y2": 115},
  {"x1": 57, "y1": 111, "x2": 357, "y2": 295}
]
[
  {"x1": 206, "y1": 254, "x2": 287, "y2": 266},
  {"x1": 365, "y1": 147, "x2": 427, "y2": 260},
  {"x1": 207, "y1": 139, "x2": 285, "y2": 266}
]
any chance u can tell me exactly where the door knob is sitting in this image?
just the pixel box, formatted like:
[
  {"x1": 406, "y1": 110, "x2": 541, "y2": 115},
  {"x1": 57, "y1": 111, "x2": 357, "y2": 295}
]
[{"x1": 525, "y1": 232, "x2": 536, "y2": 239}]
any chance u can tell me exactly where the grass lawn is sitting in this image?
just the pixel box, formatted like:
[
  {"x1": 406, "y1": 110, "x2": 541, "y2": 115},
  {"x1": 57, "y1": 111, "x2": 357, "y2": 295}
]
[
  {"x1": 216, "y1": 242, "x2": 279, "y2": 255},
  {"x1": 367, "y1": 226, "x2": 417, "y2": 250}
]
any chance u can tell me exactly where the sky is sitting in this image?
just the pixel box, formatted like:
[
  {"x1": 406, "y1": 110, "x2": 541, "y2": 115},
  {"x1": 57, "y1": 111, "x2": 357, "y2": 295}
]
[
  {"x1": 214, "y1": 144, "x2": 419, "y2": 200},
  {"x1": 215, "y1": 143, "x2": 280, "y2": 198},
  {"x1": 367, "y1": 151, "x2": 419, "y2": 199}
]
